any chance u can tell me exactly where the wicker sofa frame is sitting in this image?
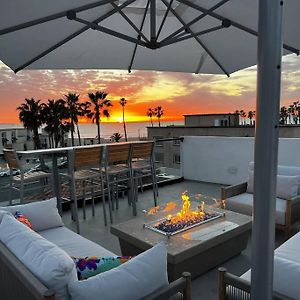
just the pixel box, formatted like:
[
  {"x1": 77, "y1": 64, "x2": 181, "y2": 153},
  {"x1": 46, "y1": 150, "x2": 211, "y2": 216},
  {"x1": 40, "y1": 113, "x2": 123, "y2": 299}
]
[
  {"x1": 221, "y1": 182, "x2": 300, "y2": 239},
  {"x1": 0, "y1": 241, "x2": 191, "y2": 300}
]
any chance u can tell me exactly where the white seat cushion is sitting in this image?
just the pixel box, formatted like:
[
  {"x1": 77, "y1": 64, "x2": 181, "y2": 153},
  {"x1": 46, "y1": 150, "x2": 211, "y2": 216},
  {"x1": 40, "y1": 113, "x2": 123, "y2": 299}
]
[
  {"x1": 39, "y1": 226, "x2": 116, "y2": 257},
  {"x1": 241, "y1": 256, "x2": 300, "y2": 299},
  {"x1": 68, "y1": 243, "x2": 168, "y2": 300},
  {"x1": 275, "y1": 231, "x2": 300, "y2": 263},
  {"x1": 0, "y1": 215, "x2": 77, "y2": 300},
  {"x1": 226, "y1": 193, "x2": 286, "y2": 225},
  {"x1": 0, "y1": 198, "x2": 64, "y2": 231}
]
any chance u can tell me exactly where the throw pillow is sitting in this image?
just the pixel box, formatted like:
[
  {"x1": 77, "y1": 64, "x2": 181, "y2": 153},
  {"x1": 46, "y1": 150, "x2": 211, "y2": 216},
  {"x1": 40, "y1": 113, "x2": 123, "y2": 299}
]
[
  {"x1": 14, "y1": 211, "x2": 32, "y2": 229},
  {"x1": 68, "y1": 243, "x2": 169, "y2": 300},
  {"x1": 72, "y1": 256, "x2": 133, "y2": 280}
]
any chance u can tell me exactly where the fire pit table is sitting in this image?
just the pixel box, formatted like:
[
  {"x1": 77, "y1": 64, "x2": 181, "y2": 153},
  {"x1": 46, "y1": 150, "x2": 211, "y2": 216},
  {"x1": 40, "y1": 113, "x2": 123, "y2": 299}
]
[{"x1": 110, "y1": 194, "x2": 252, "y2": 281}]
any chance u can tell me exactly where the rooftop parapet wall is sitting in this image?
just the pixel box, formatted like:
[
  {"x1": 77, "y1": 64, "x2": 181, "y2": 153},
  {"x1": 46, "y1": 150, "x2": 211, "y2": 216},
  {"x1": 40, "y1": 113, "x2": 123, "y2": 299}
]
[{"x1": 181, "y1": 136, "x2": 300, "y2": 185}]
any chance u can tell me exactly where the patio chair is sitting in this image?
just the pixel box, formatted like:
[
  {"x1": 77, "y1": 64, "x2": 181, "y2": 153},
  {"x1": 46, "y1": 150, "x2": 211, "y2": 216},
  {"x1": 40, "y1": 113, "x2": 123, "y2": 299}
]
[
  {"x1": 221, "y1": 163, "x2": 300, "y2": 239},
  {"x1": 3, "y1": 149, "x2": 52, "y2": 204},
  {"x1": 61, "y1": 146, "x2": 107, "y2": 234},
  {"x1": 218, "y1": 268, "x2": 293, "y2": 300},
  {"x1": 131, "y1": 141, "x2": 158, "y2": 207},
  {"x1": 102, "y1": 143, "x2": 133, "y2": 219}
]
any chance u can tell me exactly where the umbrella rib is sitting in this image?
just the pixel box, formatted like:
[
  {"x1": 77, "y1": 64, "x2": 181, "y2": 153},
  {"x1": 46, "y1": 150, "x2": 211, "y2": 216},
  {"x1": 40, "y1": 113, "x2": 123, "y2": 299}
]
[
  {"x1": 14, "y1": 0, "x2": 136, "y2": 73},
  {"x1": 160, "y1": 0, "x2": 230, "y2": 76},
  {"x1": 73, "y1": 16, "x2": 146, "y2": 46},
  {"x1": 177, "y1": 0, "x2": 300, "y2": 55},
  {"x1": 160, "y1": 25, "x2": 225, "y2": 47},
  {"x1": 150, "y1": 0, "x2": 156, "y2": 42},
  {"x1": 156, "y1": 0, "x2": 175, "y2": 40},
  {"x1": 0, "y1": 0, "x2": 118, "y2": 36},
  {"x1": 110, "y1": 2, "x2": 150, "y2": 43},
  {"x1": 159, "y1": 0, "x2": 230, "y2": 45},
  {"x1": 128, "y1": 0, "x2": 151, "y2": 73}
]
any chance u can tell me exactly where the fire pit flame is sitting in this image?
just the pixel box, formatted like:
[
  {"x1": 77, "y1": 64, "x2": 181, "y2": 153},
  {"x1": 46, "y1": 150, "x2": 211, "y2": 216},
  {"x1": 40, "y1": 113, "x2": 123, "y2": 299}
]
[{"x1": 146, "y1": 191, "x2": 224, "y2": 236}]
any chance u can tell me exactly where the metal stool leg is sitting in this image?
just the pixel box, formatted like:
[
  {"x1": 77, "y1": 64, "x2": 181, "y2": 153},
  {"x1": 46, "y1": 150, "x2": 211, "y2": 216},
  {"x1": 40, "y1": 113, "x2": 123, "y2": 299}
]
[
  {"x1": 150, "y1": 163, "x2": 157, "y2": 207},
  {"x1": 82, "y1": 180, "x2": 87, "y2": 219},
  {"x1": 69, "y1": 177, "x2": 80, "y2": 234},
  {"x1": 100, "y1": 172, "x2": 107, "y2": 226},
  {"x1": 9, "y1": 176, "x2": 13, "y2": 205},
  {"x1": 20, "y1": 181, "x2": 24, "y2": 204},
  {"x1": 91, "y1": 179, "x2": 95, "y2": 217},
  {"x1": 105, "y1": 170, "x2": 113, "y2": 224}
]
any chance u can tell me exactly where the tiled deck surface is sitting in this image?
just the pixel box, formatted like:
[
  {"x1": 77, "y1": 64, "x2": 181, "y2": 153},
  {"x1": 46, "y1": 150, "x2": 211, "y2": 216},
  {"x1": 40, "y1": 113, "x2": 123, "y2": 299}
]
[{"x1": 60, "y1": 180, "x2": 285, "y2": 300}]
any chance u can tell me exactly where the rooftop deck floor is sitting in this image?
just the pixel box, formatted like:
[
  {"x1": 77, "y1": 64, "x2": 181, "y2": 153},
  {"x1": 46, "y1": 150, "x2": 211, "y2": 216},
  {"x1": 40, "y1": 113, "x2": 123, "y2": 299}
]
[{"x1": 60, "y1": 180, "x2": 285, "y2": 300}]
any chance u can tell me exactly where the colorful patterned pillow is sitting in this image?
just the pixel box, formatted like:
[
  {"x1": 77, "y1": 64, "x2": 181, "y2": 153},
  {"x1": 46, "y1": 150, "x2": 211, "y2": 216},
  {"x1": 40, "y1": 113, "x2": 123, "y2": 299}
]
[
  {"x1": 14, "y1": 211, "x2": 32, "y2": 229},
  {"x1": 72, "y1": 256, "x2": 133, "y2": 280}
]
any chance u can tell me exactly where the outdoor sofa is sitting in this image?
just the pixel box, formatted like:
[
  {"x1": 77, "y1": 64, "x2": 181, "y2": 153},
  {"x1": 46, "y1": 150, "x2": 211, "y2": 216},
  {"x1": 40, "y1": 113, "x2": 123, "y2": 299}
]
[
  {"x1": 221, "y1": 163, "x2": 300, "y2": 238},
  {"x1": 218, "y1": 229, "x2": 300, "y2": 299},
  {"x1": 0, "y1": 198, "x2": 191, "y2": 300}
]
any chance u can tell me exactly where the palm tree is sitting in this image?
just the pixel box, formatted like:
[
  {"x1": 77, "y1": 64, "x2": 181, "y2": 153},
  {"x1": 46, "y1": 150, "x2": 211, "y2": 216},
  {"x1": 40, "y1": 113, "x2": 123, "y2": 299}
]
[
  {"x1": 147, "y1": 108, "x2": 154, "y2": 127},
  {"x1": 287, "y1": 105, "x2": 294, "y2": 124},
  {"x1": 280, "y1": 106, "x2": 288, "y2": 124},
  {"x1": 64, "y1": 93, "x2": 81, "y2": 146},
  {"x1": 111, "y1": 132, "x2": 122, "y2": 142},
  {"x1": 239, "y1": 110, "x2": 246, "y2": 125},
  {"x1": 87, "y1": 91, "x2": 113, "y2": 144},
  {"x1": 293, "y1": 101, "x2": 300, "y2": 124},
  {"x1": 17, "y1": 98, "x2": 44, "y2": 149},
  {"x1": 233, "y1": 110, "x2": 240, "y2": 125},
  {"x1": 248, "y1": 111, "x2": 255, "y2": 125},
  {"x1": 155, "y1": 106, "x2": 164, "y2": 127},
  {"x1": 42, "y1": 99, "x2": 70, "y2": 147},
  {"x1": 119, "y1": 97, "x2": 128, "y2": 142}
]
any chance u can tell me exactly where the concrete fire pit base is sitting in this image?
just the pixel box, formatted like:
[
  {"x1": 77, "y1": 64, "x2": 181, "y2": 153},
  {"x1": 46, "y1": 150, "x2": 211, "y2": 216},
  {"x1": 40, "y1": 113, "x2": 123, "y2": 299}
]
[{"x1": 110, "y1": 205, "x2": 251, "y2": 281}]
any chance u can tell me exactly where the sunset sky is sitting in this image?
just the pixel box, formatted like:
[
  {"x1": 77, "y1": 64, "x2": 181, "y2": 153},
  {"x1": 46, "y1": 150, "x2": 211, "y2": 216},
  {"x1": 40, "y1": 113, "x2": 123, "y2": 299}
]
[{"x1": 0, "y1": 54, "x2": 300, "y2": 124}]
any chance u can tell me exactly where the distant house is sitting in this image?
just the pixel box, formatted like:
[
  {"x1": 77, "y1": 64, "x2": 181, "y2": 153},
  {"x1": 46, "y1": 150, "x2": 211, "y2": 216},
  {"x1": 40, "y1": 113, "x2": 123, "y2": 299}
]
[
  {"x1": 0, "y1": 125, "x2": 34, "y2": 154},
  {"x1": 184, "y1": 113, "x2": 239, "y2": 127}
]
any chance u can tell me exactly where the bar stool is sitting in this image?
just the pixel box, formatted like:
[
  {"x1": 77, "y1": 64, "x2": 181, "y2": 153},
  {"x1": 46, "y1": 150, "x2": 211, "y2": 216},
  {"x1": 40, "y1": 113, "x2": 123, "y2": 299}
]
[
  {"x1": 3, "y1": 149, "x2": 52, "y2": 204},
  {"x1": 131, "y1": 142, "x2": 158, "y2": 210},
  {"x1": 103, "y1": 143, "x2": 133, "y2": 220},
  {"x1": 61, "y1": 146, "x2": 107, "y2": 234}
]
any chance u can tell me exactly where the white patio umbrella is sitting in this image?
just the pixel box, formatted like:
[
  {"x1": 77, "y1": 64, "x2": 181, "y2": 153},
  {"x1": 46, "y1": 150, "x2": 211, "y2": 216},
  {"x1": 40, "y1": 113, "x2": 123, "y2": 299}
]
[
  {"x1": 0, "y1": 0, "x2": 299, "y2": 298},
  {"x1": 0, "y1": 0, "x2": 298, "y2": 75}
]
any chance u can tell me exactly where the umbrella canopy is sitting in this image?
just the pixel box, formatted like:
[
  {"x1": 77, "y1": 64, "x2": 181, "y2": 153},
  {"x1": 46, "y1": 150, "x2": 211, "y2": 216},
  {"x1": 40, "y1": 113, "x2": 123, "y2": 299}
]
[{"x1": 0, "y1": 0, "x2": 299, "y2": 75}]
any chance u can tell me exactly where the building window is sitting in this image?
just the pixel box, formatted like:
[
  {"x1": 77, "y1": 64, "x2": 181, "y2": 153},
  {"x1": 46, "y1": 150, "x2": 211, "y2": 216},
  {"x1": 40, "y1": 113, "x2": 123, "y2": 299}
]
[
  {"x1": 1, "y1": 132, "x2": 8, "y2": 146},
  {"x1": 154, "y1": 152, "x2": 164, "y2": 163},
  {"x1": 173, "y1": 154, "x2": 181, "y2": 164},
  {"x1": 11, "y1": 130, "x2": 17, "y2": 143}
]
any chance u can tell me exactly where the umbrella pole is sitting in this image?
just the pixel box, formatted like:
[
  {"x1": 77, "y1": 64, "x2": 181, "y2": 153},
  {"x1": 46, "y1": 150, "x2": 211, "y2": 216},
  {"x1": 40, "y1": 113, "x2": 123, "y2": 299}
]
[{"x1": 251, "y1": 0, "x2": 283, "y2": 299}]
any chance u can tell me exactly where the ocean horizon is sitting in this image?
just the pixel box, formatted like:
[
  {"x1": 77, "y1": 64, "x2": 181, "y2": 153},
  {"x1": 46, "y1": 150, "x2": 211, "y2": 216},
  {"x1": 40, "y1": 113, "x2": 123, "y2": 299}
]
[{"x1": 0, "y1": 120, "x2": 184, "y2": 139}]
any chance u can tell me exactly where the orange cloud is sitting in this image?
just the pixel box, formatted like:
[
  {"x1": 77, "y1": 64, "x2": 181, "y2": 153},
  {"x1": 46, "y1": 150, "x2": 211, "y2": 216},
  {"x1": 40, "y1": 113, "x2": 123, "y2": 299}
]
[{"x1": 0, "y1": 54, "x2": 300, "y2": 124}]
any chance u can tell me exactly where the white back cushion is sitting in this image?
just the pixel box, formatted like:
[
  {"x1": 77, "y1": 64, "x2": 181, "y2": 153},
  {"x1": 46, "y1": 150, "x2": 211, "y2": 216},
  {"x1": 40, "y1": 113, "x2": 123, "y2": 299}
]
[
  {"x1": 247, "y1": 171, "x2": 299, "y2": 199},
  {"x1": 249, "y1": 162, "x2": 300, "y2": 176},
  {"x1": 0, "y1": 198, "x2": 64, "y2": 231},
  {"x1": 0, "y1": 215, "x2": 77, "y2": 300},
  {"x1": 68, "y1": 242, "x2": 169, "y2": 300}
]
